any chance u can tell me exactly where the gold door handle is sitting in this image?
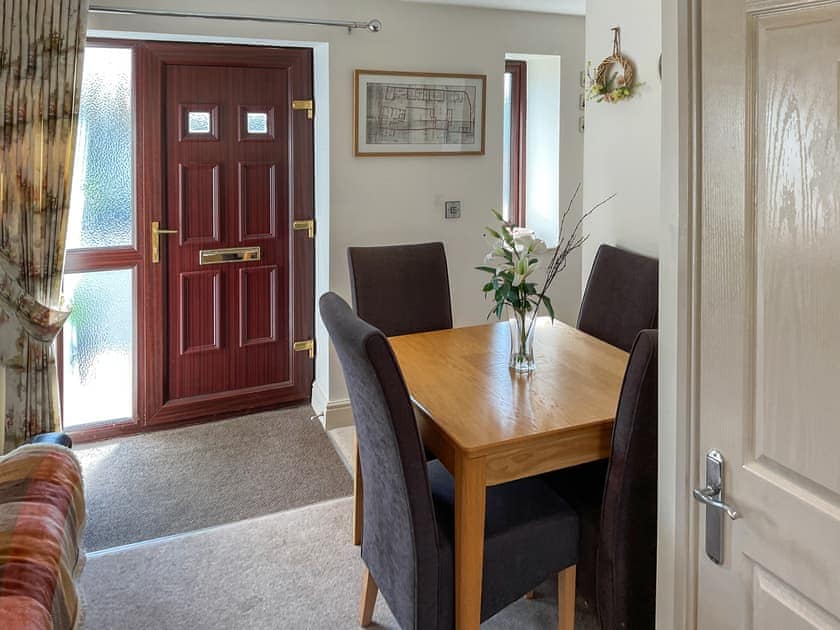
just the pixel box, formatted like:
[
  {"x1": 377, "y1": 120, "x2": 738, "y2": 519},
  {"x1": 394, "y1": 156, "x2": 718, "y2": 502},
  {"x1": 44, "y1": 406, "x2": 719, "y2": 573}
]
[{"x1": 152, "y1": 221, "x2": 178, "y2": 264}]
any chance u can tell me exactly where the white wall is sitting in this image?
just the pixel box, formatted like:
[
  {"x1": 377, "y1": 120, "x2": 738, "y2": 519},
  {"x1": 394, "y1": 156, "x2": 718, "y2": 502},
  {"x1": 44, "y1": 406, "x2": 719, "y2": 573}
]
[
  {"x1": 584, "y1": 2, "x2": 678, "y2": 623},
  {"x1": 582, "y1": 0, "x2": 661, "y2": 283},
  {"x1": 88, "y1": 0, "x2": 585, "y2": 425}
]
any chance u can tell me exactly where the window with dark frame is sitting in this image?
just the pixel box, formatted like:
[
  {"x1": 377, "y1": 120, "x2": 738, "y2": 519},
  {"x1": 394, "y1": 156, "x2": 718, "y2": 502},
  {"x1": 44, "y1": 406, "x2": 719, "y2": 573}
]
[{"x1": 503, "y1": 60, "x2": 527, "y2": 226}]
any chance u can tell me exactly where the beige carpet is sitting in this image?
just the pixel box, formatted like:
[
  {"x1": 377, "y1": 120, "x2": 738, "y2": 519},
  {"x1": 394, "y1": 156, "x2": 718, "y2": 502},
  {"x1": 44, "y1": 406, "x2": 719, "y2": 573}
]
[
  {"x1": 82, "y1": 496, "x2": 599, "y2": 629},
  {"x1": 77, "y1": 405, "x2": 352, "y2": 551}
]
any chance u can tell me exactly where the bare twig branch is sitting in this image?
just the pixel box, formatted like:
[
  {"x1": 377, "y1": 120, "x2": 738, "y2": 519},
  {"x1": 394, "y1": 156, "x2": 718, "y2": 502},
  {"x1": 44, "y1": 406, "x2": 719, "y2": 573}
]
[
  {"x1": 523, "y1": 190, "x2": 615, "y2": 340},
  {"x1": 558, "y1": 183, "x2": 581, "y2": 248}
]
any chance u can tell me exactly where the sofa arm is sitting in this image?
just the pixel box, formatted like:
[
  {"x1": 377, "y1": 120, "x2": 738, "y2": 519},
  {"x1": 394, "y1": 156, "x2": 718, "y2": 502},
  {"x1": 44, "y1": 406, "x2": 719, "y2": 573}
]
[
  {"x1": 0, "y1": 444, "x2": 85, "y2": 629},
  {"x1": 30, "y1": 432, "x2": 73, "y2": 448}
]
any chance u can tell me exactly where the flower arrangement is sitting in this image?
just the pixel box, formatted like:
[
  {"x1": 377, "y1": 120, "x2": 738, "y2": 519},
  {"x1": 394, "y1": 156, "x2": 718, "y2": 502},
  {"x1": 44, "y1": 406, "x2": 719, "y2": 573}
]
[
  {"x1": 477, "y1": 217, "x2": 551, "y2": 322},
  {"x1": 477, "y1": 185, "x2": 615, "y2": 372}
]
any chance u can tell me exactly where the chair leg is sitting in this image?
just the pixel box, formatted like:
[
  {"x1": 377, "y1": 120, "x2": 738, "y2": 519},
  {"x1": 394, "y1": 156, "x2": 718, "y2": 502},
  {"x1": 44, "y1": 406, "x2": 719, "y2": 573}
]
[
  {"x1": 524, "y1": 590, "x2": 537, "y2": 600},
  {"x1": 359, "y1": 567, "x2": 378, "y2": 627},
  {"x1": 353, "y1": 437, "x2": 363, "y2": 546},
  {"x1": 557, "y1": 565, "x2": 576, "y2": 630}
]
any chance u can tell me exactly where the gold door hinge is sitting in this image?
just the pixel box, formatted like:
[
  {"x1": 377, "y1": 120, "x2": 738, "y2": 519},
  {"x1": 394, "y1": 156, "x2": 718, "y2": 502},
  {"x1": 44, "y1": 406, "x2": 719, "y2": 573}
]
[
  {"x1": 293, "y1": 219, "x2": 315, "y2": 238},
  {"x1": 292, "y1": 99, "x2": 314, "y2": 120},
  {"x1": 294, "y1": 339, "x2": 315, "y2": 359}
]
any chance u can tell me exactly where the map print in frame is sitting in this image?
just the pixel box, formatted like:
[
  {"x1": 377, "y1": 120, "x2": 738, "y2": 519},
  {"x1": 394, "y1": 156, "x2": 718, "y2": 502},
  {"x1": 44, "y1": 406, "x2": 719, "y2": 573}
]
[{"x1": 354, "y1": 70, "x2": 486, "y2": 156}]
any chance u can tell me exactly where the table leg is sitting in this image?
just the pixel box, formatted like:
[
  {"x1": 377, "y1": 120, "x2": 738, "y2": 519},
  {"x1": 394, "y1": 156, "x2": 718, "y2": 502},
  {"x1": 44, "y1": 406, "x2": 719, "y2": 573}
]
[
  {"x1": 454, "y1": 454, "x2": 486, "y2": 630},
  {"x1": 353, "y1": 436, "x2": 363, "y2": 546}
]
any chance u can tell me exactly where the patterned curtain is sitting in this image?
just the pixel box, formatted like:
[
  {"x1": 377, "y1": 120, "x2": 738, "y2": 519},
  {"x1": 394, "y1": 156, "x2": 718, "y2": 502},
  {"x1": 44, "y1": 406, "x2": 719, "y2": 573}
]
[{"x1": 0, "y1": 0, "x2": 88, "y2": 452}]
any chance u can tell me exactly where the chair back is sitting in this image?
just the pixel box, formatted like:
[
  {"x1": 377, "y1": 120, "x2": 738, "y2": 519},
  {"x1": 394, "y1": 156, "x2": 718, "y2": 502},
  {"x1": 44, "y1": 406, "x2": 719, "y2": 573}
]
[
  {"x1": 578, "y1": 244, "x2": 658, "y2": 351},
  {"x1": 319, "y1": 292, "x2": 441, "y2": 629},
  {"x1": 596, "y1": 329, "x2": 658, "y2": 629},
  {"x1": 347, "y1": 242, "x2": 453, "y2": 337}
]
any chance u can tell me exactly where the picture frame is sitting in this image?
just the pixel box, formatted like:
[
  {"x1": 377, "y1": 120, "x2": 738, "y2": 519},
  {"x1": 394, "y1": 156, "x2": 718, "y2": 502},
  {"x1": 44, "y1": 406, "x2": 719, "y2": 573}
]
[{"x1": 354, "y1": 69, "x2": 486, "y2": 156}]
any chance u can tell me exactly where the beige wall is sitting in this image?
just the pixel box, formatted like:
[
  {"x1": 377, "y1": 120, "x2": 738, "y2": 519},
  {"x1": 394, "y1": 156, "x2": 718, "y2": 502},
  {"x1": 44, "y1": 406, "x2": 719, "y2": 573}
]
[
  {"x1": 88, "y1": 0, "x2": 585, "y2": 423},
  {"x1": 582, "y1": 0, "x2": 661, "y2": 283}
]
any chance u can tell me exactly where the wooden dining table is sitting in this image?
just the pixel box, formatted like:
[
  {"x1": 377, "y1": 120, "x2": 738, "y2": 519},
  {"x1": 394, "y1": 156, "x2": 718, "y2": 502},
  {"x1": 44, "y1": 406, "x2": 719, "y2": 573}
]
[{"x1": 354, "y1": 318, "x2": 628, "y2": 629}]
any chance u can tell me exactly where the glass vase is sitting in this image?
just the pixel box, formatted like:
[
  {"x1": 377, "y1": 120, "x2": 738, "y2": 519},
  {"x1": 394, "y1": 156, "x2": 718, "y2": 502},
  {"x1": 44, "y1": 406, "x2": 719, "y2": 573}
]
[{"x1": 508, "y1": 307, "x2": 536, "y2": 373}]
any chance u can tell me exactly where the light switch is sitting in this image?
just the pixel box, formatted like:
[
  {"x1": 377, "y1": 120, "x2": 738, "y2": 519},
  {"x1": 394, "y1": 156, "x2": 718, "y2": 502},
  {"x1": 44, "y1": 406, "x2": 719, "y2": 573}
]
[{"x1": 445, "y1": 201, "x2": 461, "y2": 219}]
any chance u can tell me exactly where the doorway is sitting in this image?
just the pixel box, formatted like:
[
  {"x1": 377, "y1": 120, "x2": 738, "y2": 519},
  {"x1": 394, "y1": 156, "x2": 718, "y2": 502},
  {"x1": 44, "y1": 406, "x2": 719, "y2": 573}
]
[{"x1": 63, "y1": 41, "x2": 315, "y2": 438}]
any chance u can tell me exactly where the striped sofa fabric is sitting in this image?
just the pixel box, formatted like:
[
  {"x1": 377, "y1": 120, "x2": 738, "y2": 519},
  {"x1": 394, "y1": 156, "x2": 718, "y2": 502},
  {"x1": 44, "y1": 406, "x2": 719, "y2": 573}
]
[{"x1": 0, "y1": 444, "x2": 85, "y2": 629}]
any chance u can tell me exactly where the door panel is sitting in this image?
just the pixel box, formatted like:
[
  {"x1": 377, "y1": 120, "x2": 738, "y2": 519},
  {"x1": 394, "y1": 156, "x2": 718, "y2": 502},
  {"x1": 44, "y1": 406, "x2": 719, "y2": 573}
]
[
  {"x1": 753, "y1": 566, "x2": 839, "y2": 630},
  {"x1": 698, "y1": 1, "x2": 840, "y2": 627},
  {"x1": 179, "y1": 162, "x2": 221, "y2": 243},
  {"x1": 239, "y1": 265, "x2": 279, "y2": 346},
  {"x1": 754, "y1": 9, "x2": 840, "y2": 497},
  {"x1": 142, "y1": 43, "x2": 314, "y2": 425},
  {"x1": 238, "y1": 162, "x2": 278, "y2": 240},
  {"x1": 179, "y1": 271, "x2": 222, "y2": 355}
]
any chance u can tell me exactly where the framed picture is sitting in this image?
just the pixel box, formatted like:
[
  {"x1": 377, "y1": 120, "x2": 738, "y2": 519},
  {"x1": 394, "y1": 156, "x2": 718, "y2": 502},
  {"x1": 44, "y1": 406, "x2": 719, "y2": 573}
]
[{"x1": 354, "y1": 69, "x2": 486, "y2": 156}]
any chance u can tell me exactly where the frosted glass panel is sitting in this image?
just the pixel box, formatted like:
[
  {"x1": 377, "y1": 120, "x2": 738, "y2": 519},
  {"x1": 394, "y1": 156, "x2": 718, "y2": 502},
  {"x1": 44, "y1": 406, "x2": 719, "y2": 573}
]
[
  {"x1": 63, "y1": 269, "x2": 134, "y2": 427},
  {"x1": 68, "y1": 47, "x2": 134, "y2": 249},
  {"x1": 188, "y1": 111, "x2": 212, "y2": 134},
  {"x1": 246, "y1": 112, "x2": 269, "y2": 134}
]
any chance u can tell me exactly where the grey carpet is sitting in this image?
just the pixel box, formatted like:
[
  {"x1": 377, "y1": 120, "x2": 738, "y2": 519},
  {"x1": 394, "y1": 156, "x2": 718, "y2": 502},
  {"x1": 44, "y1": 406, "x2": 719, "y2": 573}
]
[
  {"x1": 82, "y1": 497, "x2": 599, "y2": 630},
  {"x1": 77, "y1": 405, "x2": 352, "y2": 551}
]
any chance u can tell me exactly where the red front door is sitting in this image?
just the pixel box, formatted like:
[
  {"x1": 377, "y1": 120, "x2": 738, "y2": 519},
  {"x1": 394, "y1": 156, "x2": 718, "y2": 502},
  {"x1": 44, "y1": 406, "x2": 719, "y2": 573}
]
[{"x1": 142, "y1": 43, "x2": 314, "y2": 425}]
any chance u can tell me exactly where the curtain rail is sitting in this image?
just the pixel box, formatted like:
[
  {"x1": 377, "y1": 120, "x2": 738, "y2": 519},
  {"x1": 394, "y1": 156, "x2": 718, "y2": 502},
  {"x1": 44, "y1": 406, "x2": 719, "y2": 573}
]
[{"x1": 88, "y1": 5, "x2": 383, "y2": 33}]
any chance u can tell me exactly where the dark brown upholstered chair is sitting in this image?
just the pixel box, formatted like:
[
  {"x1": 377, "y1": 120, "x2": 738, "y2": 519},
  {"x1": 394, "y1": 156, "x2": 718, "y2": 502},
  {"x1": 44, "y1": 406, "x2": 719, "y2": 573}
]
[
  {"x1": 578, "y1": 244, "x2": 658, "y2": 352},
  {"x1": 557, "y1": 243, "x2": 657, "y2": 614},
  {"x1": 545, "y1": 330, "x2": 658, "y2": 629},
  {"x1": 320, "y1": 292, "x2": 580, "y2": 630},
  {"x1": 347, "y1": 242, "x2": 452, "y2": 546},
  {"x1": 347, "y1": 242, "x2": 453, "y2": 337}
]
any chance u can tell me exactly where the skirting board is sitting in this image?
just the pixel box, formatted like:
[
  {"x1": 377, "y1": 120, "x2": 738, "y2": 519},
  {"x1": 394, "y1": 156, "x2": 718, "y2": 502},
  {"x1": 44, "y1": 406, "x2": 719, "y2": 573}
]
[{"x1": 311, "y1": 381, "x2": 354, "y2": 430}]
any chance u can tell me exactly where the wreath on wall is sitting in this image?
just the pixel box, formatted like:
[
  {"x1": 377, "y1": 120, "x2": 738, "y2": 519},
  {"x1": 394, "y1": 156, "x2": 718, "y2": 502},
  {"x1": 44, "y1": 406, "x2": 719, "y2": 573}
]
[{"x1": 587, "y1": 27, "x2": 641, "y2": 103}]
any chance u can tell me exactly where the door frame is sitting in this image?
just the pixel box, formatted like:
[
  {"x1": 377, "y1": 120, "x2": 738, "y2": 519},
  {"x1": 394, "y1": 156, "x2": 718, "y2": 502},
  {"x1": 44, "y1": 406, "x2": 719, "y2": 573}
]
[
  {"x1": 138, "y1": 42, "x2": 315, "y2": 426},
  {"x1": 71, "y1": 31, "x2": 327, "y2": 442},
  {"x1": 658, "y1": 0, "x2": 701, "y2": 627}
]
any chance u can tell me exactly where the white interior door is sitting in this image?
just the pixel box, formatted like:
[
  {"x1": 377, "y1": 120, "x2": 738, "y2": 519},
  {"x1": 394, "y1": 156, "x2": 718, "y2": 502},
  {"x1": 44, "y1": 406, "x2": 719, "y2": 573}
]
[{"x1": 697, "y1": 0, "x2": 840, "y2": 627}]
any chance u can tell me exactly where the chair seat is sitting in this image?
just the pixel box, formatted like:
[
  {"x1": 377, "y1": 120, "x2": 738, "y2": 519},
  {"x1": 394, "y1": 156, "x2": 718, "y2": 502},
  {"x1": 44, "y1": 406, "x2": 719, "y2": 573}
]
[
  {"x1": 428, "y1": 460, "x2": 579, "y2": 626},
  {"x1": 543, "y1": 459, "x2": 608, "y2": 605}
]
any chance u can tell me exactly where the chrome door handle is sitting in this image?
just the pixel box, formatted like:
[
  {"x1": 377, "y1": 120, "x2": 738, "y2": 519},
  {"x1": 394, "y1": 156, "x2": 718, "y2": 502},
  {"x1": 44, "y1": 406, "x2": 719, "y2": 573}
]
[
  {"x1": 692, "y1": 486, "x2": 741, "y2": 520},
  {"x1": 693, "y1": 449, "x2": 740, "y2": 564}
]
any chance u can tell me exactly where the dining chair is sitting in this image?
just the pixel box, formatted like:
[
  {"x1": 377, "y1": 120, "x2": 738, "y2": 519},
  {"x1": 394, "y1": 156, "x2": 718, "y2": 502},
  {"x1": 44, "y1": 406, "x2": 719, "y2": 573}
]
[
  {"x1": 347, "y1": 242, "x2": 452, "y2": 337},
  {"x1": 320, "y1": 292, "x2": 580, "y2": 630},
  {"x1": 346, "y1": 242, "x2": 452, "y2": 546},
  {"x1": 545, "y1": 329, "x2": 658, "y2": 629},
  {"x1": 577, "y1": 244, "x2": 658, "y2": 352}
]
